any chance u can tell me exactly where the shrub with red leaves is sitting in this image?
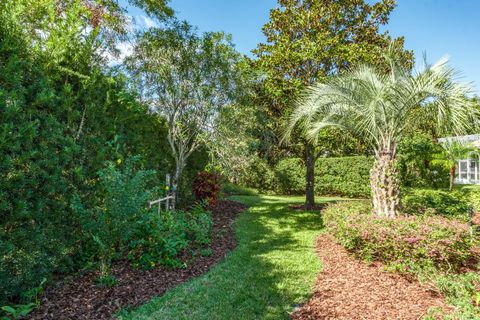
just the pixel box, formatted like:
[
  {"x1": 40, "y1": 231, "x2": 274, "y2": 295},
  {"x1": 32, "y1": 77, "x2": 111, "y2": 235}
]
[{"x1": 192, "y1": 172, "x2": 220, "y2": 207}]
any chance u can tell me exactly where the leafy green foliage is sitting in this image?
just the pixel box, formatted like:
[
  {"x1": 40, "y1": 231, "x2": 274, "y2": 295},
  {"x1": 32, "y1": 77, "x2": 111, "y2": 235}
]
[
  {"x1": 241, "y1": 156, "x2": 277, "y2": 193},
  {"x1": 0, "y1": 0, "x2": 207, "y2": 306},
  {"x1": 431, "y1": 272, "x2": 480, "y2": 319},
  {"x1": 252, "y1": 0, "x2": 409, "y2": 207},
  {"x1": 323, "y1": 201, "x2": 477, "y2": 272},
  {"x1": 273, "y1": 158, "x2": 306, "y2": 195},
  {"x1": 315, "y1": 157, "x2": 372, "y2": 198},
  {"x1": 127, "y1": 203, "x2": 212, "y2": 270},
  {"x1": 402, "y1": 189, "x2": 469, "y2": 217},
  {"x1": 0, "y1": 303, "x2": 35, "y2": 320},
  {"x1": 397, "y1": 134, "x2": 449, "y2": 188},
  {"x1": 458, "y1": 185, "x2": 480, "y2": 212},
  {"x1": 84, "y1": 157, "x2": 158, "y2": 274},
  {"x1": 221, "y1": 183, "x2": 258, "y2": 197},
  {"x1": 253, "y1": 156, "x2": 372, "y2": 197}
]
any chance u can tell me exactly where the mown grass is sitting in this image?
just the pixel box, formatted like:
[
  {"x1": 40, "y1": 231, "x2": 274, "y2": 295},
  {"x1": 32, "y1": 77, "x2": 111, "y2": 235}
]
[{"x1": 118, "y1": 195, "x2": 338, "y2": 320}]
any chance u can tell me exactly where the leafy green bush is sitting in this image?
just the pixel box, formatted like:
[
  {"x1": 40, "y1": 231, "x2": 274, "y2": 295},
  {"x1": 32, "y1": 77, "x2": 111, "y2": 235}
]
[
  {"x1": 457, "y1": 185, "x2": 480, "y2": 212},
  {"x1": 315, "y1": 156, "x2": 372, "y2": 198},
  {"x1": 128, "y1": 209, "x2": 189, "y2": 269},
  {"x1": 0, "y1": 2, "x2": 208, "y2": 306},
  {"x1": 273, "y1": 158, "x2": 305, "y2": 195},
  {"x1": 129, "y1": 205, "x2": 212, "y2": 269},
  {"x1": 323, "y1": 201, "x2": 477, "y2": 272},
  {"x1": 251, "y1": 156, "x2": 372, "y2": 197},
  {"x1": 397, "y1": 134, "x2": 449, "y2": 189},
  {"x1": 402, "y1": 189, "x2": 469, "y2": 217},
  {"x1": 185, "y1": 203, "x2": 213, "y2": 246},
  {"x1": 86, "y1": 157, "x2": 158, "y2": 274},
  {"x1": 221, "y1": 182, "x2": 257, "y2": 196},
  {"x1": 241, "y1": 156, "x2": 276, "y2": 193}
]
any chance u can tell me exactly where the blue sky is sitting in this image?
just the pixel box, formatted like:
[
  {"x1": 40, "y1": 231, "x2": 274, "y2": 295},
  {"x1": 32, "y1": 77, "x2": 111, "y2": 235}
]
[{"x1": 123, "y1": 0, "x2": 480, "y2": 93}]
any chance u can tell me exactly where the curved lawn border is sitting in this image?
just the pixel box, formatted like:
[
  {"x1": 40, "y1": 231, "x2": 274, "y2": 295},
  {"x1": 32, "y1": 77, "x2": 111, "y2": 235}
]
[
  {"x1": 119, "y1": 195, "x2": 332, "y2": 320},
  {"x1": 29, "y1": 200, "x2": 246, "y2": 320}
]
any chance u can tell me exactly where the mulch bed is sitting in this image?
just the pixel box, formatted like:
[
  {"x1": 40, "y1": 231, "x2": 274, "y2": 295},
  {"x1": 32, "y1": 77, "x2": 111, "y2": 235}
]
[
  {"x1": 288, "y1": 203, "x2": 328, "y2": 211},
  {"x1": 291, "y1": 234, "x2": 451, "y2": 320},
  {"x1": 28, "y1": 200, "x2": 246, "y2": 320}
]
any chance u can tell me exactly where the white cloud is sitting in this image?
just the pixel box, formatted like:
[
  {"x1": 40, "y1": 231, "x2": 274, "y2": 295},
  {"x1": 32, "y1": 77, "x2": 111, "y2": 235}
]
[
  {"x1": 104, "y1": 41, "x2": 134, "y2": 65},
  {"x1": 141, "y1": 15, "x2": 157, "y2": 29}
]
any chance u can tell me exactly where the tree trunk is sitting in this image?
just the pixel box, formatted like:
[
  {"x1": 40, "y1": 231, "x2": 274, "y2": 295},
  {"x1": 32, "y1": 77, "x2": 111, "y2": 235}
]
[
  {"x1": 370, "y1": 149, "x2": 400, "y2": 217},
  {"x1": 449, "y1": 165, "x2": 456, "y2": 191},
  {"x1": 171, "y1": 160, "x2": 184, "y2": 210},
  {"x1": 305, "y1": 142, "x2": 315, "y2": 208}
]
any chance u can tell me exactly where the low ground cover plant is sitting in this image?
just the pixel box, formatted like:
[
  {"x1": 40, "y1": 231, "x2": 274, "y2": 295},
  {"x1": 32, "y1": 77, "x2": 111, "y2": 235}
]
[
  {"x1": 324, "y1": 201, "x2": 480, "y2": 318},
  {"x1": 323, "y1": 201, "x2": 477, "y2": 272}
]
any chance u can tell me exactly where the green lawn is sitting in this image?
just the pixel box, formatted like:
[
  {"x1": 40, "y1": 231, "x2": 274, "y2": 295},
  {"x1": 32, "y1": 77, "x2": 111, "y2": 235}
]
[{"x1": 119, "y1": 195, "x2": 338, "y2": 320}]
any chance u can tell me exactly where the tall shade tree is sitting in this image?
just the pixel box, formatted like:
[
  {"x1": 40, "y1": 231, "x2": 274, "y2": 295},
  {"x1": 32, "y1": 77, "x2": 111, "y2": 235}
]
[
  {"x1": 288, "y1": 48, "x2": 479, "y2": 217},
  {"x1": 253, "y1": 0, "x2": 412, "y2": 208},
  {"x1": 439, "y1": 140, "x2": 475, "y2": 191},
  {"x1": 127, "y1": 21, "x2": 244, "y2": 207}
]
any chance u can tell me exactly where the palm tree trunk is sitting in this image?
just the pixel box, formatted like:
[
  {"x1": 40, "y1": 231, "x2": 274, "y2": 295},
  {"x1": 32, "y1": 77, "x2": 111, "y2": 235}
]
[
  {"x1": 370, "y1": 149, "x2": 400, "y2": 217},
  {"x1": 305, "y1": 142, "x2": 315, "y2": 208}
]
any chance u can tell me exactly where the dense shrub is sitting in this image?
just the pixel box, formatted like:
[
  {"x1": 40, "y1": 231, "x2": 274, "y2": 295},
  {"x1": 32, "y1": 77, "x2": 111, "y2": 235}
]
[
  {"x1": 240, "y1": 156, "x2": 276, "y2": 193},
  {"x1": 315, "y1": 156, "x2": 372, "y2": 198},
  {"x1": 457, "y1": 185, "x2": 480, "y2": 212},
  {"x1": 273, "y1": 158, "x2": 305, "y2": 195},
  {"x1": 323, "y1": 201, "x2": 477, "y2": 272},
  {"x1": 192, "y1": 172, "x2": 221, "y2": 207},
  {"x1": 249, "y1": 156, "x2": 372, "y2": 197},
  {"x1": 221, "y1": 182, "x2": 257, "y2": 196},
  {"x1": 402, "y1": 189, "x2": 469, "y2": 217},
  {"x1": 0, "y1": 2, "x2": 208, "y2": 305},
  {"x1": 85, "y1": 157, "x2": 159, "y2": 272},
  {"x1": 127, "y1": 203, "x2": 213, "y2": 269},
  {"x1": 397, "y1": 134, "x2": 449, "y2": 189}
]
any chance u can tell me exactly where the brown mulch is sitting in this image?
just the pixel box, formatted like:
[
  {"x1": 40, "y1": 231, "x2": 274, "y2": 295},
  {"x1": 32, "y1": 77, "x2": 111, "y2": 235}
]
[
  {"x1": 288, "y1": 203, "x2": 328, "y2": 211},
  {"x1": 472, "y1": 212, "x2": 480, "y2": 225},
  {"x1": 28, "y1": 200, "x2": 246, "y2": 320},
  {"x1": 291, "y1": 234, "x2": 451, "y2": 320}
]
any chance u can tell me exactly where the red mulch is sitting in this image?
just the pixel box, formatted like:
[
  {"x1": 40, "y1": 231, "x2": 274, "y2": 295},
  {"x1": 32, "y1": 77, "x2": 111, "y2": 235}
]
[
  {"x1": 291, "y1": 234, "x2": 451, "y2": 320},
  {"x1": 28, "y1": 200, "x2": 246, "y2": 320}
]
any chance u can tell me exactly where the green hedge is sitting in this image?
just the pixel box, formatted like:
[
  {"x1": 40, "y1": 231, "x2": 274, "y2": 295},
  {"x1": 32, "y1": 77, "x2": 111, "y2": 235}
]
[
  {"x1": 402, "y1": 189, "x2": 469, "y2": 218},
  {"x1": 245, "y1": 156, "x2": 373, "y2": 198},
  {"x1": 273, "y1": 158, "x2": 305, "y2": 195},
  {"x1": 314, "y1": 156, "x2": 372, "y2": 198}
]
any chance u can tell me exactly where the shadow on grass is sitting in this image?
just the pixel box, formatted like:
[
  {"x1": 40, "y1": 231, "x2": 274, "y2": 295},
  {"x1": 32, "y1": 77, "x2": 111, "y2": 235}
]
[{"x1": 119, "y1": 195, "x2": 337, "y2": 320}]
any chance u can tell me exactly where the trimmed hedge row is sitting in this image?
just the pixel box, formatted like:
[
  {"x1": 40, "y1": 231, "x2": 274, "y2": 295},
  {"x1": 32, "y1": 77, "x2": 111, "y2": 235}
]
[
  {"x1": 314, "y1": 156, "x2": 372, "y2": 198},
  {"x1": 271, "y1": 156, "x2": 372, "y2": 198}
]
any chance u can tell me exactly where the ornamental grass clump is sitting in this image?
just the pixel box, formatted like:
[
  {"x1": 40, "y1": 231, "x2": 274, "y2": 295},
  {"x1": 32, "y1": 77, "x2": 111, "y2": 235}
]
[{"x1": 323, "y1": 201, "x2": 478, "y2": 272}]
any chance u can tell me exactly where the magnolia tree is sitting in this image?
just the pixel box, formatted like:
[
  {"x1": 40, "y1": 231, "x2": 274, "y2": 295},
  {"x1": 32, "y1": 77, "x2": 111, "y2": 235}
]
[
  {"x1": 288, "y1": 46, "x2": 479, "y2": 217},
  {"x1": 127, "y1": 21, "x2": 243, "y2": 207}
]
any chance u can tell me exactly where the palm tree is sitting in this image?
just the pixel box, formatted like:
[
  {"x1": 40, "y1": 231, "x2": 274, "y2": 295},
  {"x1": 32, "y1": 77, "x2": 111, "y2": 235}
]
[
  {"x1": 439, "y1": 140, "x2": 474, "y2": 191},
  {"x1": 287, "y1": 46, "x2": 479, "y2": 217}
]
